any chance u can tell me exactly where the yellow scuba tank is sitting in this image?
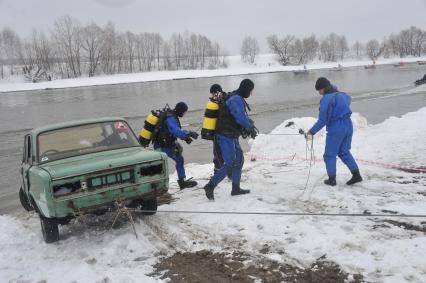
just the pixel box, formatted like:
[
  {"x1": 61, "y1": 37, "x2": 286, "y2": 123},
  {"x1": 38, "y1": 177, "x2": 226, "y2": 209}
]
[
  {"x1": 201, "y1": 99, "x2": 220, "y2": 140},
  {"x1": 139, "y1": 111, "x2": 160, "y2": 147},
  {"x1": 139, "y1": 105, "x2": 172, "y2": 147}
]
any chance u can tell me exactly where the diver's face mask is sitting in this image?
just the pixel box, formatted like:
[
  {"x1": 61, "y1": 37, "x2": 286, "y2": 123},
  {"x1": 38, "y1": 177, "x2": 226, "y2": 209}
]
[{"x1": 242, "y1": 90, "x2": 253, "y2": 98}]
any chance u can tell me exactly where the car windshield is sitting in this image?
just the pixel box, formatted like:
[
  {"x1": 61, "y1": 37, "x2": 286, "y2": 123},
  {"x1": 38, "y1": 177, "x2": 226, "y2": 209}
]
[{"x1": 37, "y1": 121, "x2": 140, "y2": 163}]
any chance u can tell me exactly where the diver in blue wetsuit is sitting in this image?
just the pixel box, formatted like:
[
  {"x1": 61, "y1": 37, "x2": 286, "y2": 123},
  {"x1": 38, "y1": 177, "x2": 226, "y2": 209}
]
[
  {"x1": 154, "y1": 102, "x2": 199, "y2": 189},
  {"x1": 307, "y1": 77, "x2": 363, "y2": 186},
  {"x1": 203, "y1": 79, "x2": 258, "y2": 200}
]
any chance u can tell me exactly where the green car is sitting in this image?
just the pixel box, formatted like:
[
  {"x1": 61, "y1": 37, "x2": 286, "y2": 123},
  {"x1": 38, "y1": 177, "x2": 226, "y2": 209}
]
[{"x1": 19, "y1": 118, "x2": 169, "y2": 243}]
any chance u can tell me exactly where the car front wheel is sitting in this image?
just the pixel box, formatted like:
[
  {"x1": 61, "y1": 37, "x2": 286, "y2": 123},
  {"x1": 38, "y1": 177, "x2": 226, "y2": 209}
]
[
  {"x1": 19, "y1": 187, "x2": 33, "y2": 212},
  {"x1": 141, "y1": 197, "x2": 158, "y2": 215},
  {"x1": 40, "y1": 216, "x2": 59, "y2": 243}
]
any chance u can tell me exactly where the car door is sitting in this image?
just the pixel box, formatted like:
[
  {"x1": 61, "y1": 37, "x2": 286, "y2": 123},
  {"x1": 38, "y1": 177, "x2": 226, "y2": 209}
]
[{"x1": 21, "y1": 134, "x2": 32, "y2": 193}]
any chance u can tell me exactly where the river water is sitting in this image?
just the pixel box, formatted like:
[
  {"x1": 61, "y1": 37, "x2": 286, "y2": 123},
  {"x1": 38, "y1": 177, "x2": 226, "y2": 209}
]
[{"x1": 1, "y1": 64, "x2": 425, "y2": 214}]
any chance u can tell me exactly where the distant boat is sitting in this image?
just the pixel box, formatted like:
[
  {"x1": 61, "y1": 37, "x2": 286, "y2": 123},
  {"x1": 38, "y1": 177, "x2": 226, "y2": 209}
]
[
  {"x1": 293, "y1": 69, "x2": 309, "y2": 75},
  {"x1": 393, "y1": 62, "x2": 405, "y2": 67},
  {"x1": 364, "y1": 65, "x2": 376, "y2": 69},
  {"x1": 331, "y1": 64, "x2": 343, "y2": 71}
]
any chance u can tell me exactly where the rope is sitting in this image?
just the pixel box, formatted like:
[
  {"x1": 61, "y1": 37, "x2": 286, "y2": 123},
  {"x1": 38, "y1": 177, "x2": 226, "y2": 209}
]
[
  {"x1": 252, "y1": 130, "x2": 425, "y2": 173},
  {"x1": 257, "y1": 130, "x2": 316, "y2": 198},
  {"x1": 264, "y1": 133, "x2": 301, "y2": 136},
  {"x1": 136, "y1": 209, "x2": 426, "y2": 218},
  {"x1": 301, "y1": 137, "x2": 314, "y2": 196}
]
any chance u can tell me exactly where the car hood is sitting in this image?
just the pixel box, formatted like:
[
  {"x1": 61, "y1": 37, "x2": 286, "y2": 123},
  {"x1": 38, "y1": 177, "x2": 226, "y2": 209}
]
[{"x1": 40, "y1": 147, "x2": 164, "y2": 180}]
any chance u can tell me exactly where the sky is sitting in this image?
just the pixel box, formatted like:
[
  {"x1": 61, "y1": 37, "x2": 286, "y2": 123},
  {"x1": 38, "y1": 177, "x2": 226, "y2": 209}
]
[{"x1": 0, "y1": 0, "x2": 425, "y2": 54}]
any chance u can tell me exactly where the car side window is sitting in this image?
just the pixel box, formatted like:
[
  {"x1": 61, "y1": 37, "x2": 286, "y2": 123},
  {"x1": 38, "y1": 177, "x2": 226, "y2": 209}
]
[
  {"x1": 27, "y1": 136, "x2": 33, "y2": 164},
  {"x1": 22, "y1": 136, "x2": 28, "y2": 163},
  {"x1": 26, "y1": 135, "x2": 32, "y2": 164}
]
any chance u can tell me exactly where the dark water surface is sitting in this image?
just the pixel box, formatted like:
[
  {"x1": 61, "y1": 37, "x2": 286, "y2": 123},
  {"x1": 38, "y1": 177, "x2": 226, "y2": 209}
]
[{"x1": 1, "y1": 64, "x2": 425, "y2": 214}]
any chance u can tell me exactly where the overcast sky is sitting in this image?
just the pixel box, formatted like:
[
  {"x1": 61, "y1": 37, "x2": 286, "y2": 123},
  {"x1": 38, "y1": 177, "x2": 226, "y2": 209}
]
[{"x1": 0, "y1": 0, "x2": 425, "y2": 54}]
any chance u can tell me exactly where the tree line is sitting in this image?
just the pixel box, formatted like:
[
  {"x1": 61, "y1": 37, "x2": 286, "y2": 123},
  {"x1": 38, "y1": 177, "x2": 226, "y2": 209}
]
[
  {"x1": 0, "y1": 15, "x2": 227, "y2": 81},
  {"x1": 1, "y1": 18, "x2": 425, "y2": 82},
  {"x1": 241, "y1": 26, "x2": 426, "y2": 65}
]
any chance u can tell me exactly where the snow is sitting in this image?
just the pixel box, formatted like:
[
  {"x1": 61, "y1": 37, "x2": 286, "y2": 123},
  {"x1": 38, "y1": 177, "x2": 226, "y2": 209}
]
[
  {"x1": 1, "y1": 108, "x2": 426, "y2": 282},
  {"x1": 1, "y1": 54, "x2": 426, "y2": 93}
]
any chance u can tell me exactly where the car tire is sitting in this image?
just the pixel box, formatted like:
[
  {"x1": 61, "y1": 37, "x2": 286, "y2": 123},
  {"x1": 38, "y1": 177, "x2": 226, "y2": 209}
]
[
  {"x1": 40, "y1": 216, "x2": 59, "y2": 243},
  {"x1": 19, "y1": 187, "x2": 33, "y2": 212},
  {"x1": 141, "y1": 197, "x2": 158, "y2": 215}
]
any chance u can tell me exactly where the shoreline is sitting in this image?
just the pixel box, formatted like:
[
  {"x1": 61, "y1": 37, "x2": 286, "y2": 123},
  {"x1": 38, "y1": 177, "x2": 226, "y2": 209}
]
[{"x1": 1, "y1": 55, "x2": 425, "y2": 94}]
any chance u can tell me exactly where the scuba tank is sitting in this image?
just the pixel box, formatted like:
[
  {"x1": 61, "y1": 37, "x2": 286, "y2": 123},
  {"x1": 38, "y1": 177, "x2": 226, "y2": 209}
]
[
  {"x1": 201, "y1": 99, "x2": 220, "y2": 140},
  {"x1": 139, "y1": 111, "x2": 160, "y2": 147},
  {"x1": 139, "y1": 105, "x2": 171, "y2": 147}
]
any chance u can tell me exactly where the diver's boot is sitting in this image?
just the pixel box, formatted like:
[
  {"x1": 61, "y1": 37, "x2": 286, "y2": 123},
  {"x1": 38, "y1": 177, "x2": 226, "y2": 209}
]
[
  {"x1": 204, "y1": 181, "x2": 215, "y2": 201},
  {"x1": 346, "y1": 170, "x2": 363, "y2": 185},
  {"x1": 324, "y1": 176, "x2": 337, "y2": 186},
  {"x1": 178, "y1": 177, "x2": 197, "y2": 190},
  {"x1": 231, "y1": 183, "x2": 250, "y2": 196}
]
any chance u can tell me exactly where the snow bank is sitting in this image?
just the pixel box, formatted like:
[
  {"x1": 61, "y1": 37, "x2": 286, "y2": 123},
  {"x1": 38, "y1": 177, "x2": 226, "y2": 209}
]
[
  {"x1": 164, "y1": 108, "x2": 426, "y2": 282},
  {"x1": 0, "y1": 108, "x2": 425, "y2": 282},
  {"x1": 1, "y1": 54, "x2": 425, "y2": 93}
]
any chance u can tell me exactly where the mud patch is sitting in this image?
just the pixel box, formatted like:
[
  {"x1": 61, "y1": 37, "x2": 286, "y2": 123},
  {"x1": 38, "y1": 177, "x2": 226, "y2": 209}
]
[
  {"x1": 383, "y1": 220, "x2": 426, "y2": 233},
  {"x1": 153, "y1": 250, "x2": 364, "y2": 283}
]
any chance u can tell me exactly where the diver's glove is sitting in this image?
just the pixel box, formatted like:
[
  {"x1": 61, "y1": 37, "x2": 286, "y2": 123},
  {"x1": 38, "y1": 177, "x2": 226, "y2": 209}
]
[
  {"x1": 188, "y1": 131, "x2": 199, "y2": 139},
  {"x1": 248, "y1": 126, "x2": 258, "y2": 139}
]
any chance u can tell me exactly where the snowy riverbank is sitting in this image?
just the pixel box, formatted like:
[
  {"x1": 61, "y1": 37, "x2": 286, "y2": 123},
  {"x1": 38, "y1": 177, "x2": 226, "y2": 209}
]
[
  {"x1": 1, "y1": 54, "x2": 426, "y2": 93},
  {"x1": 1, "y1": 108, "x2": 425, "y2": 282}
]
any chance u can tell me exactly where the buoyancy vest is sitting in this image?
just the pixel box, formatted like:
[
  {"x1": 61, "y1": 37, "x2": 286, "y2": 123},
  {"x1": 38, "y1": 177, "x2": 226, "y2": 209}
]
[
  {"x1": 154, "y1": 112, "x2": 181, "y2": 148},
  {"x1": 216, "y1": 94, "x2": 247, "y2": 138}
]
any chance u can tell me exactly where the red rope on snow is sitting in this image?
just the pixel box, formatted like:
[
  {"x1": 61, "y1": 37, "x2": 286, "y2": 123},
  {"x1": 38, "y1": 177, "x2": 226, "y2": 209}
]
[{"x1": 248, "y1": 153, "x2": 426, "y2": 173}]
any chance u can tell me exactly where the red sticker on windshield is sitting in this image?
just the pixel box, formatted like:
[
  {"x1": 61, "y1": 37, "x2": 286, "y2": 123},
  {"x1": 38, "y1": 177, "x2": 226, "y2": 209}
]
[{"x1": 114, "y1": 122, "x2": 128, "y2": 131}]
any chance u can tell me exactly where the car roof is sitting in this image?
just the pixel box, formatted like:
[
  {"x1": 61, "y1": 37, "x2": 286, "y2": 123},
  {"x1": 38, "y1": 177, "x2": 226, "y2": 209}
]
[{"x1": 30, "y1": 117, "x2": 127, "y2": 136}]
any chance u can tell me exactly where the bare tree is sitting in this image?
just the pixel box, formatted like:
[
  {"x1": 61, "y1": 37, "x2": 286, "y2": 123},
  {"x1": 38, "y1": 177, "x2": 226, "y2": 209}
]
[
  {"x1": 153, "y1": 33, "x2": 163, "y2": 70},
  {"x1": 81, "y1": 23, "x2": 105, "y2": 77},
  {"x1": 303, "y1": 35, "x2": 319, "y2": 62},
  {"x1": 115, "y1": 34, "x2": 127, "y2": 73},
  {"x1": 387, "y1": 33, "x2": 403, "y2": 58},
  {"x1": 411, "y1": 26, "x2": 426, "y2": 57},
  {"x1": 240, "y1": 36, "x2": 259, "y2": 64},
  {"x1": 0, "y1": 30, "x2": 4, "y2": 78},
  {"x1": 52, "y1": 15, "x2": 82, "y2": 78},
  {"x1": 366, "y1": 39, "x2": 384, "y2": 61},
  {"x1": 351, "y1": 41, "x2": 364, "y2": 59},
  {"x1": 20, "y1": 29, "x2": 55, "y2": 82},
  {"x1": 267, "y1": 34, "x2": 295, "y2": 65},
  {"x1": 170, "y1": 33, "x2": 183, "y2": 69},
  {"x1": 162, "y1": 42, "x2": 172, "y2": 70},
  {"x1": 100, "y1": 21, "x2": 117, "y2": 74},
  {"x1": 288, "y1": 35, "x2": 319, "y2": 64},
  {"x1": 123, "y1": 31, "x2": 136, "y2": 73},
  {"x1": 198, "y1": 35, "x2": 211, "y2": 69},
  {"x1": 288, "y1": 38, "x2": 305, "y2": 64},
  {"x1": 1, "y1": 27, "x2": 22, "y2": 76},
  {"x1": 337, "y1": 35, "x2": 349, "y2": 60},
  {"x1": 186, "y1": 33, "x2": 198, "y2": 69},
  {"x1": 319, "y1": 33, "x2": 341, "y2": 62}
]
